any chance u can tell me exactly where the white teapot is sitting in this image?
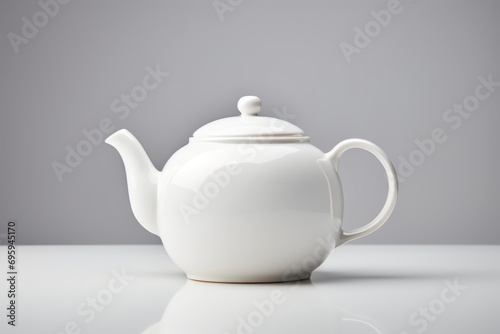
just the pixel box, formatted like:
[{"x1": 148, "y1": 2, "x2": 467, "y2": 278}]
[{"x1": 106, "y1": 96, "x2": 398, "y2": 283}]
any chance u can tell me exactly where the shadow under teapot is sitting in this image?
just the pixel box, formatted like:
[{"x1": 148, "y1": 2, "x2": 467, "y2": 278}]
[{"x1": 142, "y1": 279, "x2": 384, "y2": 334}]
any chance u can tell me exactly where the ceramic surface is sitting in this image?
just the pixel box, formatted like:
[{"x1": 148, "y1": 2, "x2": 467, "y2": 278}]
[{"x1": 3, "y1": 245, "x2": 498, "y2": 333}]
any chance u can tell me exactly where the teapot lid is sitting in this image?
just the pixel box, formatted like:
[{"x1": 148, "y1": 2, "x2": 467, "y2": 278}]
[{"x1": 192, "y1": 96, "x2": 309, "y2": 142}]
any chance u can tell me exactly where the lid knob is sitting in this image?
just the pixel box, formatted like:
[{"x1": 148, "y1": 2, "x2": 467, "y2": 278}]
[{"x1": 238, "y1": 96, "x2": 261, "y2": 116}]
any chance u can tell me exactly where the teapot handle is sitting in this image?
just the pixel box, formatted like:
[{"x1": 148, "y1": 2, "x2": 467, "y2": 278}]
[{"x1": 322, "y1": 139, "x2": 398, "y2": 247}]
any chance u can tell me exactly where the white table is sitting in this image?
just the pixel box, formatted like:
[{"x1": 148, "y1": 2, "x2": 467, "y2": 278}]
[{"x1": 1, "y1": 245, "x2": 498, "y2": 333}]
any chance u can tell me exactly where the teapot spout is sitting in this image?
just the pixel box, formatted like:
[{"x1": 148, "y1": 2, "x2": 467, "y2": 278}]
[{"x1": 105, "y1": 129, "x2": 160, "y2": 236}]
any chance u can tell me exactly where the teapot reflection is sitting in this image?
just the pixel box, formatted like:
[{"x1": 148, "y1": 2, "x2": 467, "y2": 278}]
[{"x1": 142, "y1": 280, "x2": 384, "y2": 334}]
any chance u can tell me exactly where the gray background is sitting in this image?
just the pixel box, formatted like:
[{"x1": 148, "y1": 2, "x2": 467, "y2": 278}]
[{"x1": 1, "y1": 0, "x2": 499, "y2": 245}]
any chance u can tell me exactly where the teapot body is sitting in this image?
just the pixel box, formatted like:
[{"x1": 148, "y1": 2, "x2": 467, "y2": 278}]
[{"x1": 157, "y1": 139, "x2": 342, "y2": 282}]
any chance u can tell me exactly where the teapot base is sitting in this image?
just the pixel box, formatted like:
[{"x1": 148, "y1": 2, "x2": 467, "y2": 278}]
[{"x1": 186, "y1": 274, "x2": 312, "y2": 284}]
